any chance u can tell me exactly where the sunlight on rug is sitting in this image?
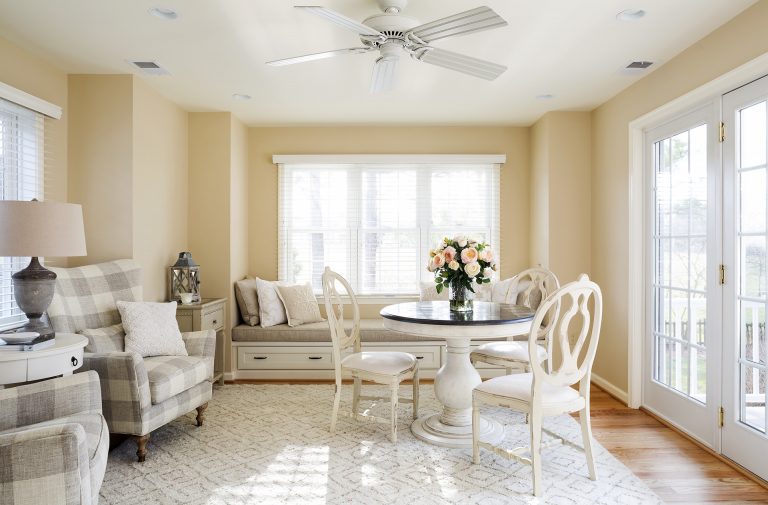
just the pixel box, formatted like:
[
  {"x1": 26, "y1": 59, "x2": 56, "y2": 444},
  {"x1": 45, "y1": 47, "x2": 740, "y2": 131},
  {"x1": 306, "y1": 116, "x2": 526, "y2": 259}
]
[{"x1": 100, "y1": 384, "x2": 661, "y2": 505}]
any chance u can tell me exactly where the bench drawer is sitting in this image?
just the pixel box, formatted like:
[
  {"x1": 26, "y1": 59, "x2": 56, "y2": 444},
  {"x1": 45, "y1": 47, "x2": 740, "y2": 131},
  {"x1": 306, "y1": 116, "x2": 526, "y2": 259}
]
[{"x1": 238, "y1": 347, "x2": 333, "y2": 370}]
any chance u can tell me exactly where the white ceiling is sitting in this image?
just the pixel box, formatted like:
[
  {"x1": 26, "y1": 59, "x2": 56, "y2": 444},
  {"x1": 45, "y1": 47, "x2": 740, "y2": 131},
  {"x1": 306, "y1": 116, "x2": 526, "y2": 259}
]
[{"x1": 0, "y1": 0, "x2": 756, "y2": 126}]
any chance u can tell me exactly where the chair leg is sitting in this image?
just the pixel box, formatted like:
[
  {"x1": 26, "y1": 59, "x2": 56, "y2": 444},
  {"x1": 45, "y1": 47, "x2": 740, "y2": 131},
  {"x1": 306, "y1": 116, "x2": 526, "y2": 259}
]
[
  {"x1": 196, "y1": 403, "x2": 208, "y2": 427},
  {"x1": 330, "y1": 383, "x2": 341, "y2": 434},
  {"x1": 352, "y1": 377, "x2": 361, "y2": 415},
  {"x1": 530, "y1": 410, "x2": 543, "y2": 497},
  {"x1": 580, "y1": 405, "x2": 598, "y2": 481},
  {"x1": 133, "y1": 434, "x2": 150, "y2": 463},
  {"x1": 412, "y1": 369, "x2": 420, "y2": 420},
  {"x1": 472, "y1": 396, "x2": 480, "y2": 464},
  {"x1": 390, "y1": 384, "x2": 399, "y2": 443}
]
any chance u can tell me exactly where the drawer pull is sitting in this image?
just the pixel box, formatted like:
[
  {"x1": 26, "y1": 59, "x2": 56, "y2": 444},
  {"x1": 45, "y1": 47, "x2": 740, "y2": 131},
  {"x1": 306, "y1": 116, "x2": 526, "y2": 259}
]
[
  {"x1": 252, "y1": 356, "x2": 268, "y2": 360},
  {"x1": 212, "y1": 319, "x2": 218, "y2": 325},
  {"x1": 416, "y1": 356, "x2": 424, "y2": 360},
  {"x1": 71, "y1": 356, "x2": 79, "y2": 367},
  {"x1": 308, "y1": 356, "x2": 323, "y2": 360}
]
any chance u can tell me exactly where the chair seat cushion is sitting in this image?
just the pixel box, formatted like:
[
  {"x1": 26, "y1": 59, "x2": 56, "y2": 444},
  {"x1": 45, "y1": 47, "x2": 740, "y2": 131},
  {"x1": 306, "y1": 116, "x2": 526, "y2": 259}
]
[
  {"x1": 475, "y1": 373, "x2": 581, "y2": 407},
  {"x1": 341, "y1": 351, "x2": 417, "y2": 376},
  {"x1": 144, "y1": 355, "x2": 210, "y2": 404},
  {"x1": 0, "y1": 413, "x2": 107, "y2": 460},
  {"x1": 473, "y1": 341, "x2": 547, "y2": 363}
]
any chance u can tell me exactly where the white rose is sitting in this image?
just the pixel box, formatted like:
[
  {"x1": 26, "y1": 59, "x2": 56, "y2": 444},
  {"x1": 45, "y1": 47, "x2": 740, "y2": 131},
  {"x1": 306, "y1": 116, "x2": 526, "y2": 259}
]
[
  {"x1": 448, "y1": 260, "x2": 460, "y2": 270},
  {"x1": 479, "y1": 248, "x2": 494, "y2": 262},
  {"x1": 427, "y1": 260, "x2": 436, "y2": 272},
  {"x1": 454, "y1": 235, "x2": 468, "y2": 248},
  {"x1": 464, "y1": 261, "x2": 481, "y2": 277},
  {"x1": 483, "y1": 267, "x2": 494, "y2": 278}
]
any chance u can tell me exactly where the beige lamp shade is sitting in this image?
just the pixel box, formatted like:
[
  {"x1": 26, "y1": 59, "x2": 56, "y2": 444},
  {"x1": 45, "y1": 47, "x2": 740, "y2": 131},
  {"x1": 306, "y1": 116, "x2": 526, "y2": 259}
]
[{"x1": 0, "y1": 200, "x2": 87, "y2": 257}]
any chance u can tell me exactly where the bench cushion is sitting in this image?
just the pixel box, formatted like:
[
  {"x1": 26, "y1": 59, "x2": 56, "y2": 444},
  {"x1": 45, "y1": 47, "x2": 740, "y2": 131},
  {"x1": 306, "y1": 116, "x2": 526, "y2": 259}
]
[{"x1": 232, "y1": 319, "x2": 440, "y2": 342}]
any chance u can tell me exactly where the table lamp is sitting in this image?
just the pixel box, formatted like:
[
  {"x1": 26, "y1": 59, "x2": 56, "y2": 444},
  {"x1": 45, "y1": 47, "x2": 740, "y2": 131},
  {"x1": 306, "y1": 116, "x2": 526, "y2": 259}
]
[{"x1": 0, "y1": 200, "x2": 87, "y2": 337}]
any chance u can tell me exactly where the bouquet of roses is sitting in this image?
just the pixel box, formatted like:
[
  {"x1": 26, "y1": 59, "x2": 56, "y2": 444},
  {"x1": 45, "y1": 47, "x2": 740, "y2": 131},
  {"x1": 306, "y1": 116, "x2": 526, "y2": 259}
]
[{"x1": 428, "y1": 235, "x2": 496, "y2": 294}]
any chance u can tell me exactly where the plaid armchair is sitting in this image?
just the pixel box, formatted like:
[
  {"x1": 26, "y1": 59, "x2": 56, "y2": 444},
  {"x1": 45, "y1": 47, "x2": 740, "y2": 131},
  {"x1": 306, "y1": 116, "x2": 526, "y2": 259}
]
[
  {"x1": 0, "y1": 372, "x2": 108, "y2": 505},
  {"x1": 47, "y1": 260, "x2": 214, "y2": 462}
]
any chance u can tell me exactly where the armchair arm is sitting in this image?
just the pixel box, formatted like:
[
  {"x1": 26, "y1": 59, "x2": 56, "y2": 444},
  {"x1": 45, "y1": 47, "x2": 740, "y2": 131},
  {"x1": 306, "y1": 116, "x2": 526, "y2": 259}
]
[
  {"x1": 79, "y1": 352, "x2": 152, "y2": 435},
  {"x1": 0, "y1": 423, "x2": 92, "y2": 505},
  {"x1": 0, "y1": 371, "x2": 102, "y2": 432},
  {"x1": 182, "y1": 330, "x2": 216, "y2": 378}
]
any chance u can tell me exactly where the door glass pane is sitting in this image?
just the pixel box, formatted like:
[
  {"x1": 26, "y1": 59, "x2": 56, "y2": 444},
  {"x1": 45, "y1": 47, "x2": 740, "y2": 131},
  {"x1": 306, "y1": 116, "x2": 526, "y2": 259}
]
[
  {"x1": 652, "y1": 124, "x2": 708, "y2": 403},
  {"x1": 737, "y1": 100, "x2": 768, "y2": 431}
]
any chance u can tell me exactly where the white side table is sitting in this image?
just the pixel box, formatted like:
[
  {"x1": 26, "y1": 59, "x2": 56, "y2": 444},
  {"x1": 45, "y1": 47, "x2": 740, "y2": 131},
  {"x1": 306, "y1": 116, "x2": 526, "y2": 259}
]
[{"x1": 0, "y1": 333, "x2": 87, "y2": 386}]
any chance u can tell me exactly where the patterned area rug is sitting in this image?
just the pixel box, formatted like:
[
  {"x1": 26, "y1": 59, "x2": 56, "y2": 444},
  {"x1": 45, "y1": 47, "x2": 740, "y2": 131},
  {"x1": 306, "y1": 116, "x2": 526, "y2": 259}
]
[{"x1": 100, "y1": 384, "x2": 661, "y2": 504}]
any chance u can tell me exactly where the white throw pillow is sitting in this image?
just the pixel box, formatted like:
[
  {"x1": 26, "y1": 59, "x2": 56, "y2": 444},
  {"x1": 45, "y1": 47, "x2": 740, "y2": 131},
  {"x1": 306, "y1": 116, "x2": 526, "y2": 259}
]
[
  {"x1": 276, "y1": 283, "x2": 324, "y2": 327},
  {"x1": 419, "y1": 281, "x2": 449, "y2": 301},
  {"x1": 474, "y1": 281, "x2": 494, "y2": 302},
  {"x1": 256, "y1": 278, "x2": 288, "y2": 327},
  {"x1": 492, "y1": 278, "x2": 515, "y2": 303},
  {"x1": 118, "y1": 301, "x2": 187, "y2": 358}
]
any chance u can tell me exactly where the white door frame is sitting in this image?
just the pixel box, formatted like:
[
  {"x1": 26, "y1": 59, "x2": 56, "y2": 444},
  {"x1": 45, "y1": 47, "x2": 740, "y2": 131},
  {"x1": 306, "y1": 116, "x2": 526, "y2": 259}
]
[{"x1": 627, "y1": 53, "x2": 768, "y2": 409}]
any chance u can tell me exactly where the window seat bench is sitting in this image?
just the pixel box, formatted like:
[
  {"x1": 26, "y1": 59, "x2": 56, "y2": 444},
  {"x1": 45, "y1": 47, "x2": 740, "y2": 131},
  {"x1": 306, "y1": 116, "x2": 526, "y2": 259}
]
[{"x1": 230, "y1": 319, "x2": 508, "y2": 380}]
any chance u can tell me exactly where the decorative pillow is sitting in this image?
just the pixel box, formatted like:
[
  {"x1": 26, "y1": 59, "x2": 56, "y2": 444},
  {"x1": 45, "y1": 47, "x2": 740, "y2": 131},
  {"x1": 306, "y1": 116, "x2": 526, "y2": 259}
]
[
  {"x1": 234, "y1": 277, "x2": 260, "y2": 326},
  {"x1": 255, "y1": 278, "x2": 288, "y2": 328},
  {"x1": 117, "y1": 301, "x2": 188, "y2": 358},
  {"x1": 276, "y1": 283, "x2": 324, "y2": 327},
  {"x1": 474, "y1": 281, "x2": 494, "y2": 302},
  {"x1": 80, "y1": 323, "x2": 125, "y2": 353},
  {"x1": 419, "y1": 281, "x2": 449, "y2": 301},
  {"x1": 491, "y1": 278, "x2": 515, "y2": 303}
]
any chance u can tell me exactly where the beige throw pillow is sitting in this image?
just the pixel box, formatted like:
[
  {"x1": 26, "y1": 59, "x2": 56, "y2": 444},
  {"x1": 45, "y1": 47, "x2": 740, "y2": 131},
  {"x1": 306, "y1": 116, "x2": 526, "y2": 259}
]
[
  {"x1": 276, "y1": 283, "x2": 324, "y2": 327},
  {"x1": 234, "y1": 277, "x2": 260, "y2": 326},
  {"x1": 256, "y1": 278, "x2": 288, "y2": 327},
  {"x1": 118, "y1": 301, "x2": 188, "y2": 358}
]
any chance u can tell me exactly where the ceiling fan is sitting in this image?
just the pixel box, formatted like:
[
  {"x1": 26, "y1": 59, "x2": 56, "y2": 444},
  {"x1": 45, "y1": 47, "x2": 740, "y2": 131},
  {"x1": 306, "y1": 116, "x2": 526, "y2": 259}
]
[{"x1": 266, "y1": 0, "x2": 508, "y2": 93}]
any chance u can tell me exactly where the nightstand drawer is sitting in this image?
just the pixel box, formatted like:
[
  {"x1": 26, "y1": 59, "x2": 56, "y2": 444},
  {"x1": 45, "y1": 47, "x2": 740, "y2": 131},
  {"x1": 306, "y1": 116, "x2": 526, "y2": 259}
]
[
  {"x1": 202, "y1": 307, "x2": 225, "y2": 331},
  {"x1": 238, "y1": 347, "x2": 333, "y2": 370},
  {"x1": 27, "y1": 348, "x2": 83, "y2": 381}
]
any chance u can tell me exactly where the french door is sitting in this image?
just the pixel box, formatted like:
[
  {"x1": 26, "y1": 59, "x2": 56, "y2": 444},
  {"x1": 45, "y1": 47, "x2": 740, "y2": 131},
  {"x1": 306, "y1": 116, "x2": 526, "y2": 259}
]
[
  {"x1": 644, "y1": 105, "x2": 721, "y2": 448},
  {"x1": 722, "y1": 75, "x2": 768, "y2": 481},
  {"x1": 644, "y1": 75, "x2": 768, "y2": 481}
]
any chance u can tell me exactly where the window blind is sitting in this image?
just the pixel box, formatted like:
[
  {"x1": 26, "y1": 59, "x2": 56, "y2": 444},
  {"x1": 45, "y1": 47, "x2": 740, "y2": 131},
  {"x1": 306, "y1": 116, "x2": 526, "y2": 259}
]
[
  {"x1": 0, "y1": 98, "x2": 45, "y2": 328},
  {"x1": 277, "y1": 161, "x2": 500, "y2": 296}
]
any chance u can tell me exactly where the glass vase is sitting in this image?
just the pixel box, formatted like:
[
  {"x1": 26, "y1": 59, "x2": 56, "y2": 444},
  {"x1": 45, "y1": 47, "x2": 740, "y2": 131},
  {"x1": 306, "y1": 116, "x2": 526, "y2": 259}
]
[{"x1": 449, "y1": 280, "x2": 473, "y2": 312}]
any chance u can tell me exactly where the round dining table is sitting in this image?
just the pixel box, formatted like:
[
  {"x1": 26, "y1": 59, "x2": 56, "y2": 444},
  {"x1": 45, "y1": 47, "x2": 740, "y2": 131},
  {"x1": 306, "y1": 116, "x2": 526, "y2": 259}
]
[{"x1": 380, "y1": 301, "x2": 534, "y2": 448}]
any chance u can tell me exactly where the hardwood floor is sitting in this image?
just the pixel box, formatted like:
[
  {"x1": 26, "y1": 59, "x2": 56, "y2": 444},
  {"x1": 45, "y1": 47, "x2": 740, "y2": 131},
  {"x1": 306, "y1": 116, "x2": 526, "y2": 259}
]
[
  {"x1": 586, "y1": 386, "x2": 768, "y2": 504},
  {"x1": 232, "y1": 379, "x2": 768, "y2": 503}
]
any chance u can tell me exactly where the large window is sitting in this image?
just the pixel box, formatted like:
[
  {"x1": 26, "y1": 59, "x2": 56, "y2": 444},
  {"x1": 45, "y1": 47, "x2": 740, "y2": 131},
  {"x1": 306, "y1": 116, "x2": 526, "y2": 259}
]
[
  {"x1": 0, "y1": 98, "x2": 44, "y2": 328},
  {"x1": 277, "y1": 155, "x2": 502, "y2": 296}
]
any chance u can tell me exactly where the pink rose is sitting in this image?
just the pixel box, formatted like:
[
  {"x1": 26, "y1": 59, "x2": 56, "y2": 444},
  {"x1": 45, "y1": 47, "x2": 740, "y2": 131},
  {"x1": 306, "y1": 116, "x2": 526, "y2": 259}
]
[
  {"x1": 443, "y1": 246, "x2": 456, "y2": 262},
  {"x1": 460, "y1": 247, "x2": 478, "y2": 264},
  {"x1": 479, "y1": 248, "x2": 494, "y2": 262},
  {"x1": 431, "y1": 254, "x2": 446, "y2": 269}
]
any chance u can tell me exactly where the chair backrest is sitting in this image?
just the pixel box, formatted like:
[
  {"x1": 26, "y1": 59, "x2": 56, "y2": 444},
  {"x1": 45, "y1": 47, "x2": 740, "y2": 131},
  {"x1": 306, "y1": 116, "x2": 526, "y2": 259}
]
[
  {"x1": 47, "y1": 259, "x2": 143, "y2": 334},
  {"x1": 321, "y1": 267, "x2": 361, "y2": 361},
  {"x1": 528, "y1": 274, "x2": 603, "y2": 389},
  {"x1": 506, "y1": 267, "x2": 560, "y2": 310}
]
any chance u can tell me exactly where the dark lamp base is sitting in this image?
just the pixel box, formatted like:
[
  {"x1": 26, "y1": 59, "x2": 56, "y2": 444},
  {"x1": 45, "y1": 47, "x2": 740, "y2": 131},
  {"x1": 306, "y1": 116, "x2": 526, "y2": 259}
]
[{"x1": 11, "y1": 257, "x2": 57, "y2": 339}]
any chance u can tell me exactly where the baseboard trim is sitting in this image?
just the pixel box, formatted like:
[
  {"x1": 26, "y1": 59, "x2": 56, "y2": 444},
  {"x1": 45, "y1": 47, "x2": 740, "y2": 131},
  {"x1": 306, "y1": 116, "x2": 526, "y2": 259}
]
[
  {"x1": 223, "y1": 372, "x2": 235, "y2": 382},
  {"x1": 590, "y1": 373, "x2": 629, "y2": 406}
]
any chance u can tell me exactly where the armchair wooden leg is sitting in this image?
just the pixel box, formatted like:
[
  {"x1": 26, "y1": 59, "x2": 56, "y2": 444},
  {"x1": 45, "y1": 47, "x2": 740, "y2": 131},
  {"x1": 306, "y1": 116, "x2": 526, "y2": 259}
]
[
  {"x1": 196, "y1": 402, "x2": 208, "y2": 427},
  {"x1": 133, "y1": 434, "x2": 150, "y2": 463}
]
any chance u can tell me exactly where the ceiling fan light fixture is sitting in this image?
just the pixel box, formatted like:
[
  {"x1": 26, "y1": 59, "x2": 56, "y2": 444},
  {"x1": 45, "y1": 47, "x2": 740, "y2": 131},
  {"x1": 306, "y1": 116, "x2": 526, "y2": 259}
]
[
  {"x1": 148, "y1": 7, "x2": 179, "y2": 20},
  {"x1": 616, "y1": 9, "x2": 646, "y2": 21}
]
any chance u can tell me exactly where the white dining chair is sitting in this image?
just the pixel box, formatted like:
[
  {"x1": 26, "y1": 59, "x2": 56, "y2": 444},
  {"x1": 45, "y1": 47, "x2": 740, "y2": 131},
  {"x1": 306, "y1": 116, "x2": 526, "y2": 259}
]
[
  {"x1": 322, "y1": 267, "x2": 419, "y2": 442},
  {"x1": 470, "y1": 267, "x2": 560, "y2": 374},
  {"x1": 471, "y1": 274, "x2": 603, "y2": 497}
]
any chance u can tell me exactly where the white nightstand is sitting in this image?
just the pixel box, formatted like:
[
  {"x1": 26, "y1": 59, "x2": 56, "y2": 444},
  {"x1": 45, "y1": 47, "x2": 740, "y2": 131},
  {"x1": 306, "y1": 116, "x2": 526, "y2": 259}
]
[
  {"x1": 175, "y1": 298, "x2": 226, "y2": 385},
  {"x1": 0, "y1": 333, "x2": 87, "y2": 386}
]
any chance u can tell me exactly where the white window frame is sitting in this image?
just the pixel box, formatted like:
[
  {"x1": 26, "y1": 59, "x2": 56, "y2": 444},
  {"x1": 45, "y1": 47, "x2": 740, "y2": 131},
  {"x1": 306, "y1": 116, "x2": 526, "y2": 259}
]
[{"x1": 274, "y1": 154, "x2": 504, "y2": 302}]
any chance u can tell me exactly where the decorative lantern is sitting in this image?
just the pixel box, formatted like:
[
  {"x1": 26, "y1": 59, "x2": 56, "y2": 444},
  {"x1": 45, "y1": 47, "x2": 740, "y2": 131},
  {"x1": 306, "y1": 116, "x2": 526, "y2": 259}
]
[{"x1": 169, "y1": 251, "x2": 201, "y2": 303}]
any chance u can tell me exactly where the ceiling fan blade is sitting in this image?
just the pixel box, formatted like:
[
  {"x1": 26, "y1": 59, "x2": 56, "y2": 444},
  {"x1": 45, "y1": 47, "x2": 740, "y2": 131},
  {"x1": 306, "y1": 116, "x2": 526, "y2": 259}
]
[
  {"x1": 296, "y1": 6, "x2": 383, "y2": 37},
  {"x1": 267, "y1": 47, "x2": 372, "y2": 66},
  {"x1": 408, "y1": 6, "x2": 507, "y2": 43},
  {"x1": 413, "y1": 47, "x2": 506, "y2": 80},
  {"x1": 370, "y1": 57, "x2": 398, "y2": 94}
]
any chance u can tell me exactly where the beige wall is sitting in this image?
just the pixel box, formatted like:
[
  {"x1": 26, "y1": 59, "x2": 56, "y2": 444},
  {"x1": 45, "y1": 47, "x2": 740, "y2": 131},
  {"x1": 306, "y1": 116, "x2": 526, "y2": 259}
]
[
  {"x1": 0, "y1": 37, "x2": 68, "y2": 206},
  {"x1": 132, "y1": 78, "x2": 189, "y2": 301},
  {"x1": 248, "y1": 126, "x2": 530, "y2": 318},
  {"x1": 529, "y1": 116, "x2": 550, "y2": 268},
  {"x1": 591, "y1": 1, "x2": 768, "y2": 391},
  {"x1": 68, "y1": 75, "x2": 134, "y2": 265},
  {"x1": 229, "y1": 115, "x2": 250, "y2": 371}
]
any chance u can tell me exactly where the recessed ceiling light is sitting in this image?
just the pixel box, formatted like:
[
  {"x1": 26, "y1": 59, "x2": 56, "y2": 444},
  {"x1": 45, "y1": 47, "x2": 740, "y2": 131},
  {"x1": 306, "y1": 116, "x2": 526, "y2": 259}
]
[
  {"x1": 149, "y1": 7, "x2": 178, "y2": 20},
  {"x1": 616, "y1": 9, "x2": 646, "y2": 21},
  {"x1": 232, "y1": 94, "x2": 251, "y2": 101},
  {"x1": 536, "y1": 94, "x2": 554, "y2": 100}
]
